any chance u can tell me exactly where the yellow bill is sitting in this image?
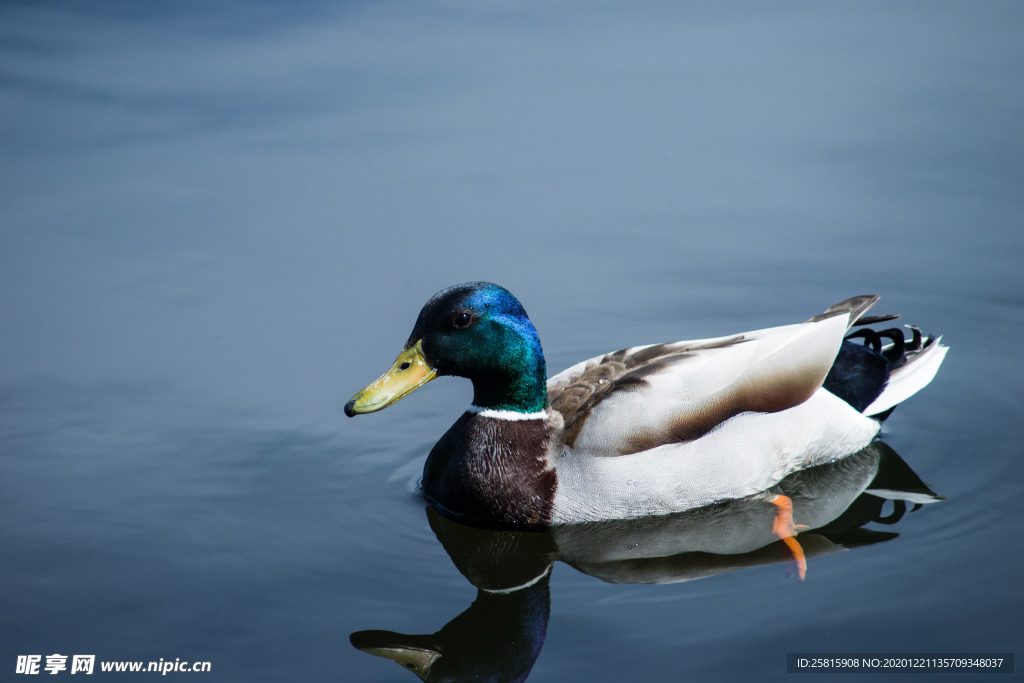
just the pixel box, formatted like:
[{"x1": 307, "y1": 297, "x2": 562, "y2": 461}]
[
  {"x1": 345, "y1": 340, "x2": 437, "y2": 416},
  {"x1": 353, "y1": 645, "x2": 440, "y2": 679}
]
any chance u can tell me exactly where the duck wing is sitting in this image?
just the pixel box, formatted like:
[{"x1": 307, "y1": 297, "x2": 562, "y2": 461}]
[{"x1": 546, "y1": 296, "x2": 877, "y2": 456}]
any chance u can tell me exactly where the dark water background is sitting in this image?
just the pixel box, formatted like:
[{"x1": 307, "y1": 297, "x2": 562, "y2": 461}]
[{"x1": 2, "y1": 2, "x2": 1022, "y2": 681}]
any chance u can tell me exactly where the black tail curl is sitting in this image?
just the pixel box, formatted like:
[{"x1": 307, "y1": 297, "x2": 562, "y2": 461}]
[{"x1": 824, "y1": 314, "x2": 939, "y2": 418}]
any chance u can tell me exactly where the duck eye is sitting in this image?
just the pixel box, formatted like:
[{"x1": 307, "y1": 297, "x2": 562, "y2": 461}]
[{"x1": 452, "y1": 311, "x2": 474, "y2": 329}]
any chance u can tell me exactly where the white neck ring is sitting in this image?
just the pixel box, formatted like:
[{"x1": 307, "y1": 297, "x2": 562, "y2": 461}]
[{"x1": 467, "y1": 405, "x2": 549, "y2": 421}]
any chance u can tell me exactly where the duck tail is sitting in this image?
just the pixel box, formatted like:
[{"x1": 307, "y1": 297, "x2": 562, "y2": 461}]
[
  {"x1": 862, "y1": 329, "x2": 948, "y2": 418},
  {"x1": 820, "y1": 297, "x2": 948, "y2": 419}
]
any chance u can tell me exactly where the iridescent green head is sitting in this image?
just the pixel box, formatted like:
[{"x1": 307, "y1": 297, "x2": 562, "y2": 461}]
[{"x1": 345, "y1": 282, "x2": 548, "y2": 415}]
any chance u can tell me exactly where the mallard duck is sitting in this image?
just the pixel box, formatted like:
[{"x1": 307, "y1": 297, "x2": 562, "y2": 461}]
[{"x1": 345, "y1": 282, "x2": 947, "y2": 528}]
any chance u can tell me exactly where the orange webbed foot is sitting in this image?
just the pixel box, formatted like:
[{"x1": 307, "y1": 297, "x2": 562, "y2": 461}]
[{"x1": 771, "y1": 494, "x2": 807, "y2": 581}]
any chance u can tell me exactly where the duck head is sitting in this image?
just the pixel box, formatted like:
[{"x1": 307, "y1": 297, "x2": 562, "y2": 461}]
[{"x1": 345, "y1": 282, "x2": 548, "y2": 416}]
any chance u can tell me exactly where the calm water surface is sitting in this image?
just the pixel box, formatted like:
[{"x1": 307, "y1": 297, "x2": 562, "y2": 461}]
[{"x1": 2, "y1": 3, "x2": 1022, "y2": 681}]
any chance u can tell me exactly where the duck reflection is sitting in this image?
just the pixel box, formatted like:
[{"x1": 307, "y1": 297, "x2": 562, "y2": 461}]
[{"x1": 351, "y1": 441, "x2": 940, "y2": 681}]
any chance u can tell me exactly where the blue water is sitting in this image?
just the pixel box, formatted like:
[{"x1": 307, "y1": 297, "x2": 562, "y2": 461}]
[{"x1": 2, "y1": 2, "x2": 1022, "y2": 681}]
